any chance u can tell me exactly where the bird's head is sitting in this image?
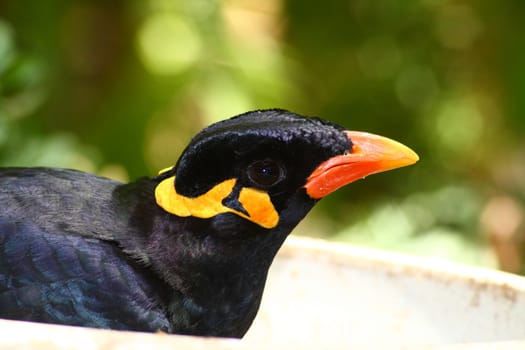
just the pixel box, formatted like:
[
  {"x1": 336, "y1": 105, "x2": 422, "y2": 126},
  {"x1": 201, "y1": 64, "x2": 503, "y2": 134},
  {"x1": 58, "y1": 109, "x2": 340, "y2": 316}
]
[
  {"x1": 154, "y1": 109, "x2": 418, "y2": 235},
  {"x1": 144, "y1": 109, "x2": 418, "y2": 336}
]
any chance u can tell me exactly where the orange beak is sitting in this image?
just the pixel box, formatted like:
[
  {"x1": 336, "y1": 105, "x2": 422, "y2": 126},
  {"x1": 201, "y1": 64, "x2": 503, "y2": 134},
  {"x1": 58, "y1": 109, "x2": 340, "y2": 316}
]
[{"x1": 304, "y1": 131, "x2": 419, "y2": 199}]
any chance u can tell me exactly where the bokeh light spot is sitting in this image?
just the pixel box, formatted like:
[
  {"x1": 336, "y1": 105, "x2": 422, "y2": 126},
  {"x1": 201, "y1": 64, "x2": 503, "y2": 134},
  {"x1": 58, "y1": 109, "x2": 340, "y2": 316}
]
[
  {"x1": 435, "y1": 99, "x2": 483, "y2": 155},
  {"x1": 137, "y1": 13, "x2": 202, "y2": 75},
  {"x1": 435, "y1": 5, "x2": 483, "y2": 50}
]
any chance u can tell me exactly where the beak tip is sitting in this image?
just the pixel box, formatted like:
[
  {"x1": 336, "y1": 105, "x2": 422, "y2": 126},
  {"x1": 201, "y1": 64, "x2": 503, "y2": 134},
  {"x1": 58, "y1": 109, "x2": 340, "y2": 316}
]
[
  {"x1": 381, "y1": 142, "x2": 420, "y2": 171},
  {"x1": 405, "y1": 148, "x2": 420, "y2": 165}
]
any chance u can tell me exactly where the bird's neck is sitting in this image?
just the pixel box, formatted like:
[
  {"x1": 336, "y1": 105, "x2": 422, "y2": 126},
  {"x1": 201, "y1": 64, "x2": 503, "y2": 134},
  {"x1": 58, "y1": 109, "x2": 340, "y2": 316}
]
[
  {"x1": 155, "y1": 219, "x2": 291, "y2": 336},
  {"x1": 114, "y1": 178, "x2": 293, "y2": 336}
]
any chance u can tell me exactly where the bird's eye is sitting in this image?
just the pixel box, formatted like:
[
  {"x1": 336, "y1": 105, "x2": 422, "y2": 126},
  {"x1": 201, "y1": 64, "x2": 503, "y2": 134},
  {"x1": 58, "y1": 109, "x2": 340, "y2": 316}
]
[{"x1": 247, "y1": 159, "x2": 284, "y2": 188}]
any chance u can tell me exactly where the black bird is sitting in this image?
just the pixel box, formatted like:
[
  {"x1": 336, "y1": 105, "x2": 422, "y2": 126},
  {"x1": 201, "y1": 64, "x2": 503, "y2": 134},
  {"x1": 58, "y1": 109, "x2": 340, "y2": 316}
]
[{"x1": 0, "y1": 109, "x2": 418, "y2": 337}]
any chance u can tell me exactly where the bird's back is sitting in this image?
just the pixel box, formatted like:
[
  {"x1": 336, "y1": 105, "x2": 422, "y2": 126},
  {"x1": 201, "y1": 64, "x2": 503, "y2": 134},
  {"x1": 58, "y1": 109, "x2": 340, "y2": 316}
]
[
  {"x1": 0, "y1": 168, "x2": 171, "y2": 331},
  {"x1": 0, "y1": 168, "x2": 123, "y2": 240}
]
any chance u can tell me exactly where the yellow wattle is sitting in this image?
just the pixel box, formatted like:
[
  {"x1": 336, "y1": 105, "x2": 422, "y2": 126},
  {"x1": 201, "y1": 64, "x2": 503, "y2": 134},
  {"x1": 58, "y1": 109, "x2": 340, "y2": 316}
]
[
  {"x1": 155, "y1": 176, "x2": 279, "y2": 229},
  {"x1": 157, "y1": 166, "x2": 174, "y2": 175},
  {"x1": 238, "y1": 187, "x2": 279, "y2": 229}
]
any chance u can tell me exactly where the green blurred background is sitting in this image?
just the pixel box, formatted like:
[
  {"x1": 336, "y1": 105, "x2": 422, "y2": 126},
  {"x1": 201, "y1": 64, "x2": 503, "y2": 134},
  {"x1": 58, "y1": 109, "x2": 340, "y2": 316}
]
[{"x1": 1, "y1": 0, "x2": 524, "y2": 272}]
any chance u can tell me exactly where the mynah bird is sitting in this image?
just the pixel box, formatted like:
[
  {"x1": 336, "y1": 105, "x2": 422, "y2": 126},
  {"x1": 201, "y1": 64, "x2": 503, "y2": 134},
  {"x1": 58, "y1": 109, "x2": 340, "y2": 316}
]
[{"x1": 0, "y1": 109, "x2": 418, "y2": 337}]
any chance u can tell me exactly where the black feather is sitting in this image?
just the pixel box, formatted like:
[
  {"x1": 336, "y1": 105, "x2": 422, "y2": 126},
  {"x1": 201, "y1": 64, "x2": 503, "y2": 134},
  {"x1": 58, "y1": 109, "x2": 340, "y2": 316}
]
[{"x1": 0, "y1": 109, "x2": 350, "y2": 337}]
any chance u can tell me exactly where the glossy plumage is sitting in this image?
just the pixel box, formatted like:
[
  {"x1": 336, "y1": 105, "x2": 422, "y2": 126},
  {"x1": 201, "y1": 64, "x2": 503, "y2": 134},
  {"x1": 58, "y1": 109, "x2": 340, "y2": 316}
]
[{"x1": 0, "y1": 109, "x2": 418, "y2": 337}]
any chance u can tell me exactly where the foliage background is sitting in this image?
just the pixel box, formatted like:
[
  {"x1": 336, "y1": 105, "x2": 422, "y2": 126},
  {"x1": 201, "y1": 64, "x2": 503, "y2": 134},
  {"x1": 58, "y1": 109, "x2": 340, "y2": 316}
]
[{"x1": 1, "y1": 0, "x2": 524, "y2": 272}]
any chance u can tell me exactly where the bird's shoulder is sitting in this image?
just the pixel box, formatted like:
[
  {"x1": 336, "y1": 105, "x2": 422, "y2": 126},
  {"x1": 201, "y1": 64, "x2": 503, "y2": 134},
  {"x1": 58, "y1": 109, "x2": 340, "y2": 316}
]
[{"x1": 0, "y1": 167, "x2": 129, "y2": 240}]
